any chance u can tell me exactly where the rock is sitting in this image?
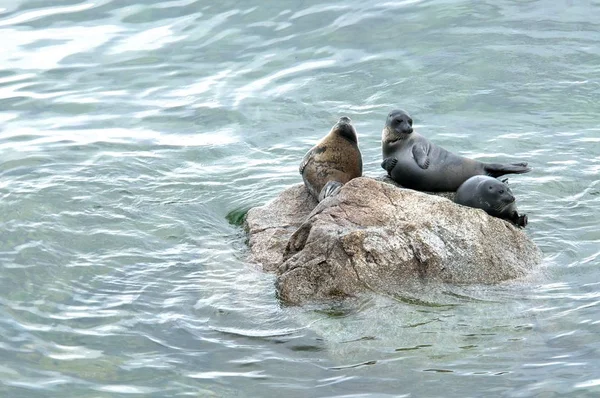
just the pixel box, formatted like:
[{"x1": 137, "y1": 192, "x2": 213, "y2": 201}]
[
  {"x1": 244, "y1": 184, "x2": 317, "y2": 272},
  {"x1": 244, "y1": 177, "x2": 542, "y2": 305},
  {"x1": 375, "y1": 175, "x2": 456, "y2": 202}
]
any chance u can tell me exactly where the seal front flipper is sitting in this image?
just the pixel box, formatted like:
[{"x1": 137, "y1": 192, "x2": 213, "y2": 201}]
[
  {"x1": 300, "y1": 146, "x2": 328, "y2": 175},
  {"x1": 484, "y1": 162, "x2": 531, "y2": 178},
  {"x1": 513, "y1": 212, "x2": 528, "y2": 228},
  {"x1": 412, "y1": 144, "x2": 430, "y2": 169},
  {"x1": 318, "y1": 181, "x2": 343, "y2": 201},
  {"x1": 381, "y1": 157, "x2": 398, "y2": 175},
  {"x1": 299, "y1": 148, "x2": 314, "y2": 175}
]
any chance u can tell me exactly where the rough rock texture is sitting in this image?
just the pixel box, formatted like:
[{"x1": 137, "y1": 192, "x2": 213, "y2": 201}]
[
  {"x1": 375, "y1": 175, "x2": 457, "y2": 202},
  {"x1": 245, "y1": 184, "x2": 317, "y2": 272},
  {"x1": 244, "y1": 177, "x2": 542, "y2": 305}
]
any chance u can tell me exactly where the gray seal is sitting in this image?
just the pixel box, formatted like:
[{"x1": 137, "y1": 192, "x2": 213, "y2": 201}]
[
  {"x1": 381, "y1": 109, "x2": 531, "y2": 192},
  {"x1": 300, "y1": 116, "x2": 363, "y2": 201},
  {"x1": 455, "y1": 176, "x2": 528, "y2": 227}
]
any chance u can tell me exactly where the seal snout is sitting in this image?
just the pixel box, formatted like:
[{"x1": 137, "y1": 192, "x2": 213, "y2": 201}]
[
  {"x1": 338, "y1": 116, "x2": 352, "y2": 124},
  {"x1": 500, "y1": 192, "x2": 516, "y2": 204},
  {"x1": 394, "y1": 121, "x2": 413, "y2": 135}
]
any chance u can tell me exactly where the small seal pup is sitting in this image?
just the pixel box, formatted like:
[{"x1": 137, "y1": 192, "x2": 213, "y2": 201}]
[
  {"x1": 381, "y1": 109, "x2": 531, "y2": 192},
  {"x1": 300, "y1": 116, "x2": 363, "y2": 201},
  {"x1": 455, "y1": 175, "x2": 528, "y2": 227}
]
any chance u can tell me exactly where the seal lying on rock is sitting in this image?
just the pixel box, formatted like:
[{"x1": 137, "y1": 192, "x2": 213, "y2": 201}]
[
  {"x1": 381, "y1": 109, "x2": 531, "y2": 192},
  {"x1": 300, "y1": 116, "x2": 362, "y2": 201},
  {"x1": 455, "y1": 176, "x2": 528, "y2": 227}
]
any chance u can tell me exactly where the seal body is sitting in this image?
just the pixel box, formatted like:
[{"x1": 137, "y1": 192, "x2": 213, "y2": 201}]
[
  {"x1": 455, "y1": 176, "x2": 528, "y2": 227},
  {"x1": 300, "y1": 116, "x2": 362, "y2": 201},
  {"x1": 381, "y1": 109, "x2": 531, "y2": 192}
]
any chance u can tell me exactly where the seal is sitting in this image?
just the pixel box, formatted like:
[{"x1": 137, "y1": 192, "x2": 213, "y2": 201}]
[
  {"x1": 455, "y1": 176, "x2": 528, "y2": 227},
  {"x1": 381, "y1": 109, "x2": 531, "y2": 192},
  {"x1": 300, "y1": 116, "x2": 362, "y2": 202}
]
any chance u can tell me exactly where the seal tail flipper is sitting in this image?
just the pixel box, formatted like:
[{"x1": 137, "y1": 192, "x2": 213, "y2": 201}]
[
  {"x1": 318, "y1": 181, "x2": 343, "y2": 202},
  {"x1": 484, "y1": 162, "x2": 531, "y2": 178},
  {"x1": 381, "y1": 157, "x2": 398, "y2": 175}
]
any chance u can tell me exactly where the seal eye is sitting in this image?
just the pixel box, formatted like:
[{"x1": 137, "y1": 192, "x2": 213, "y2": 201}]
[
  {"x1": 488, "y1": 186, "x2": 493, "y2": 190},
  {"x1": 499, "y1": 190, "x2": 504, "y2": 194},
  {"x1": 408, "y1": 119, "x2": 413, "y2": 126}
]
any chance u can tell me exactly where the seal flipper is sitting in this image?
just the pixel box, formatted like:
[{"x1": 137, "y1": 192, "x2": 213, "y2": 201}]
[
  {"x1": 484, "y1": 162, "x2": 531, "y2": 178},
  {"x1": 516, "y1": 213, "x2": 528, "y2": 228},
  {"x1": 381, "y1": 157, "x2": 398, "y2": 175},
  {"x1": 318, "y1": 181, "x2": 343, "y2": 202},
  {"x1": 412, "y1": 144, "x2": 430, "y2": 169},
  {"x1": 508, "y1": 210, "x2": 528, "y2": 228},
  {"x1": 299, "y1": 148, "x2": 314, "y2": 175}
]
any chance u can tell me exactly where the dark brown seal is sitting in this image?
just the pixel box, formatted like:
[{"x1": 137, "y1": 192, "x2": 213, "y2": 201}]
[
  {"x1": 300, "y1": 116, "x2": 362, "y2": 201},
  {"x1": 381, "y1": 109, "x2": 531, "y2": 192}
]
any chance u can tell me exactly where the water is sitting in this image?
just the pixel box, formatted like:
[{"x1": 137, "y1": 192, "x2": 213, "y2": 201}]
[{"x1": 0, "y1": 0, "x2": 599, "y2": 396}]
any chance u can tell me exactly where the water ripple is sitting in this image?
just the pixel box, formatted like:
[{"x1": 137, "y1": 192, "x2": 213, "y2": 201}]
[{"x1": 0, "y1": 0, "x2": 599, "y2": 397}]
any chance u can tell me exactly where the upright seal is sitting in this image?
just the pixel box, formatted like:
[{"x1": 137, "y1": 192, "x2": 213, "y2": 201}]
[
  {"x1": 300, "y1": 116, "x2": 363, "y2": 201},
  {"x1": 381, "y1": 109, "x2": 531, "y2": 192},
  {"x1": 455, "y1": 176, "x2": 528, "y2": 227}
]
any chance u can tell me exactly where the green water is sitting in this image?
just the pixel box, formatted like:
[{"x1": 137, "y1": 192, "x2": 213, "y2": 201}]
[{"x1": 1, "y1": 0, "x2": 599, "y2": 396}]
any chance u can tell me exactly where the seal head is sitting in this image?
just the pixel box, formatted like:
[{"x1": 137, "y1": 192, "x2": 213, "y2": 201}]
[
  {"x1": 334, "y1": 116, "x2": 358, "y2": 144},
  {"x1": 455, "y1": 176, "x2": 528, "y2": 227},
  {"x1": 386, "y1": 109, "x2": 413, "y2": 140}
]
